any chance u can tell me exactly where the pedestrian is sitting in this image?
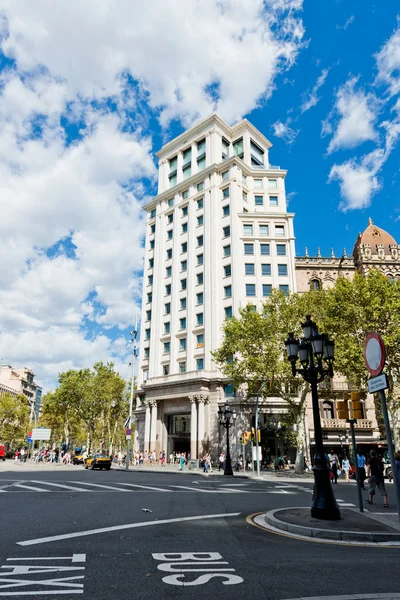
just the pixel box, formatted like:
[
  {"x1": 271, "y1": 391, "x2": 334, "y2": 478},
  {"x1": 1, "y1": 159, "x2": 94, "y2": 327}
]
[
  {"x1": 218, "y1": 452, "x2": 225, "y2": 471},
  {"x1": 328, "y1": 449, "x2": 339, "y2": 484},
  {"x1": 342, "y1": 456, "x2": 350, "y2": 483},
  {"x1": 366, "y1": 450, "x2": 388, "y2": 508},
  {"x1": 179, "y1": 453, "x2": 185, "y2": 471},
  {"x1": 202, "y1": 454, "x2": 208, "y2": 473},
  {"x1": 357, "y1": 449, "x2": 366, "y2": 489}
]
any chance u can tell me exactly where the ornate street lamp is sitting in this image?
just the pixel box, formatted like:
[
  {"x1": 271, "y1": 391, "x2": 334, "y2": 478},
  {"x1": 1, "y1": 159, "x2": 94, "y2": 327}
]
[
  {"x1": 285, "y1": 315, "x2": 340, "y2": 520},
  {"x1": 218, "y1": 403, "x2": 237, "y2": 476}
]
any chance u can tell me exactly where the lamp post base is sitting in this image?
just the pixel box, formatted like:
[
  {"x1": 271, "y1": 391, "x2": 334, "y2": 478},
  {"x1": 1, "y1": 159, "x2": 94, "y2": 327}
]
[
  {"x1": 311, "y1": 465, "x2": 341, "y2": 520},
  {"x1": 224, "y1": 456, "x2": 234, "y2": 476}
]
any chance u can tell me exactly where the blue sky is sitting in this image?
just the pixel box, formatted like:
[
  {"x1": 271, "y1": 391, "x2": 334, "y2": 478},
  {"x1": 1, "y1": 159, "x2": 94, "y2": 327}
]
[{"x1": 0, "y1": 1, "x2": 399, "y2": 390}]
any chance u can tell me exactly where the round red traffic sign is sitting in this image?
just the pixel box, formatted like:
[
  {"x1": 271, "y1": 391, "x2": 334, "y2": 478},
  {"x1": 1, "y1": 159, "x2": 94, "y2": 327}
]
[{"x1": 364, "y1": 332, "x2": 386, "y2": 377}]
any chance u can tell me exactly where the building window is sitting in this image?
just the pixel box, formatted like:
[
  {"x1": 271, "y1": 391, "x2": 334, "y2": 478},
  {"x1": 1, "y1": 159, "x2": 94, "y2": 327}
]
[
  {"x1": 197, "y1": 198, "x2": 204, "y2": 209},
  {"x1": 149, "y1": 258, "x2": 154, "y2": 269},
  {"x1": 163, "y1": 364, "x2": 170, "y2": 376},
  {"x1": 150, "y1": 240, "x2": 155, "y2": 249},
  {"x1": 196, "y1": 313, "x2": 204, "y2": 326},
  {"x1": 181, "y1": 260, "x2": 187, "y2": 272},
  {"x1": 166, "y1": 248, "x2": 172, "y2": 260},
  {"x1": 164, "y1": 322, "x2": 170, "y2": 334},
  {"x1": 222, "y1": 186, "x2": 230, "y2": 199},
  {"x1": 233, "y1": 137, "x2": 244, "y2": 158},
  {"x1": 150, "y1": 208, "x2": 156, "y2": 218},
  {"x1": 144, "y1": 348, "x2": 150, "y2": 359},
  {"x1": 197, "y1": 215, "x2": 204, "y2": 226},
  {"x1": 168, "y1": 198, "x2": 174, "y2": 207},
  {"x1": 182, "y1": 206, "x2": 188, "y2": 216},
  {"x1": 323, "y1": 401, "x2": 334, "y2": 419},
  {"x1": 165, "y1": 303, "x2": 171, "y2": 315},
  {"x1": 222, "y1": 170, "x2": 229, "y2": 180},
  {"x1": 260, "y1": 243, "x2": 270, "y2": 255},
  {"x1": 147, "y1": 293, "x2": 152, "y2": 303},
  {"x1": 261, "y1": 264, "x2": 271, "y2": 276},
  {"x1": 250, "y1": 140, "x2": 265, "y2": 166},
  {"x1": 255, "y1": 195, "x2": 263, "y2": 206},
  {"x1": 196, "y1": 292, "x2": 203, "y2": 305},
  {"x1": 167, "y1": 230, "x2": 173, "y2": 240},
  {"x1": 222, "y1": 137, "x2": 230, "y2": 159},
  {"x1": 169, "y1": 156, "x2": 177, "y2": 187},
  {"x1": 180, "y1": 298, "x2": 187, "y2": 310},
  {"x1": 223, "y1": 226, "x2": 230, "y2": 238},
  {"x1": 183, "y1": 147, "x2": 191, "y2": 166},
  {"x1": 179, "y1": 338, "x2": 187, "y2": 352},
  {"x1": 146, "y1": 310, "x2": 152, "y2": 321},
  {"x1": 197, "y1": 156, "x2": 206, "y2": 171},
  {"x1": 245, "y1": 263, "x2": 255, "y2": 275},
  {"x1": 224, "y1": 384, "x2": 235, "y2": 397},
  {"x1": 224, "y1": 285, "x2": 232, "y2": 298},
  {"x1": 197, "y1": 182, "x2": 204, "y2": 191},
  {"x1": 243, "y1": 224, "x2": 253, "y2": 235},
  {"x1": 181, "y1": 242, "x2": 187, "y2": 253},
  {"x1": 269, "y1": 196, "x2": 278, "y2": 206},
  {"x1": 268, "y1": 179, "x2": 277, "y2": 189},
  {"x1": 279, "y1": 285, "x2": 289, "y2": 295},
  {"x1": 143, "y1": 369, "x2": 148, "y2": 381},
  {"x1": 276, "y1": 244, "x2": 286, "y2": 256},
  {"x1": 275, "y1": 225, "x2": 285, "y2": 236},
  {"x1": 224, "y1": 264, "x2": 231, "y2": 277},
  {"x1": 163, "y1": 342, "x2": 170, "y2": 354},
  {"x1": 242, "y1": 174, "x2": 247, "y2": 184},
  {"x1": 182, "y1": 190, "x2": 189, "y2": 199},
  {"x1": 165, "y1": 284, "x2": 171, "y2": 295},
  {"x1": 145, "y1": 328, "x2": 150, "y2": 341},
  {"x1": 197, "y1": 235, "x2": 204, "y2": 247},
  {"x1": 244, "y1": 243, "x2": 254, "y2": 255},
  {"x1": 196, "y1": 358, "x2": 204, "y2": 370},
  {"x1": 246, "y1": 284, "x2": 256, "y2": 296},
  {"x1": 150, "y1": 224, "x2": 156, "y2": 234},
  {"x1": 262, "y1": 284, "x2": 272, "y2": 297},
  {"x1": 310, "y1": 279, "x2": 321, "y2": 291},
  {"x1": 148, "y1": 275, "x2": 153, "y2": 286},
  {"x1": 180, "y1": 317, "x2": 186, "y2": 330},
  {"x1": 197, "y1": 272, "x2": 203, "y2": 285},
  {"x1": 197, "y1": 253, "x2": 204, "y2": 266},
  {"x1": 259, "y1": 224, "x2": 269, "y2": 236},
  {"x1": 181, "y1": 278, "x2": 187, "y2": 291},
  {"x1": 181, "y1": 223, "x2": 188, "y2": 234},
  {"x1": 223, "y1": 244, "x2": 231, "y2": 257},
  {"x1": 243, "y1": 191, "x2": 248, "y2": 202},
  {"x1": 197, "y1": 139, "x2": 206, "y2": 171},
  {"x1": 196, "y1": 334, "x2": 204, "y2": 347},
  {"x1": 254, "y1": 178, "x2": 263, "y2": 188},
  {"x1": 222, "y1": 204, "x2": 230, "y2": 217},
  {"x1": 168, "y1": 213, "x2": 174, "y2": 224},
  {"x1": 224, "y1": 306, "x2": 233, "y2": 319},
  {"x1": 179, "y1": 361, "x2": 186, "y2": 373}
]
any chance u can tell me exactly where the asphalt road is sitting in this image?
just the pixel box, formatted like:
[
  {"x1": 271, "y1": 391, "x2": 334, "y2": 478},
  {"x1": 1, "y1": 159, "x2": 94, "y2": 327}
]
[{"x1": 0, "y1": 466, "x2": 399, "y2": 600}]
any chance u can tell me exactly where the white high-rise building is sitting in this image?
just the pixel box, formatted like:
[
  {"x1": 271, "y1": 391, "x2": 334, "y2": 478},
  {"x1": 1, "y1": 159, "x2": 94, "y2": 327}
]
[{"x1": 135, "y1": 114, "x2": 296, "y2": 460}]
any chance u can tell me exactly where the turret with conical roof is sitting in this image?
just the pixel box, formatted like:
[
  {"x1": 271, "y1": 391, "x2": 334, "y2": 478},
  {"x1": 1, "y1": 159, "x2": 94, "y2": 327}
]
[{"x1": 353, "y1": 218, "x2": 400, "y2": 277}]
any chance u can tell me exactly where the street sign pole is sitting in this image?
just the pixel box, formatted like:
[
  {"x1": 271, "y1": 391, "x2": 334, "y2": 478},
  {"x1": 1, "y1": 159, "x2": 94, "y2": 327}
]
[
  {"x1": 347, "y1": 419, "x2": 363, "y2": 513},
  {"x1": 379, "y1": 389, "x2": 400, "y2": 522},
  {"x1": 125, "y1": 321, "x2": 138, "y2": 470}
]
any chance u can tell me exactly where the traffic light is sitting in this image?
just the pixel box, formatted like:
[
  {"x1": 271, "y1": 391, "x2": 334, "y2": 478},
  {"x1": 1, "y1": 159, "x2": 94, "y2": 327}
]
[
  {"x1": 257, "y1": 428, "x2": 261, "y2": 443},
  {"x1": 242, "y1": 432, "x2": 248, "y2": 444},
  {"x1": 251, "y1": 427, "x2": 255, "y2": 443},
  {"x1": 351, "y1": 391, "x2": 363, "y2": 419},
  {"x1": 337, "y1": 392, "x2": 349, "y2": 420},
  {"x1": 239, "y1": 436, "x2": 243, "y2": 445}
]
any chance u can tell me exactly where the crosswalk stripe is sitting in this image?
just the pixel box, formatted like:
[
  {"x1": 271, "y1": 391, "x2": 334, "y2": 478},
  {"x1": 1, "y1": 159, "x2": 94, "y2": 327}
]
[
  {"x1": 68, "y1": 481, "x2": 130, "y2": 492},
  {"x1": 30, "y1": 480, "x2": 90, "y2": 492},
  {"x1": 169, "y1": 485, "x2": 238, "y2": 493},
  {"x1": 13, "y1": 483, "x2": 50, "y2": 492},
  {"x1": 118, "y1": 483, "x2": 172, "y2": 492}
]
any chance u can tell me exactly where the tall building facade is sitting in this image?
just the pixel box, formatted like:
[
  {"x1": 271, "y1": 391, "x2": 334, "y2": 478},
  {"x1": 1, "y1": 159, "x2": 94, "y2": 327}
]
[
  {"x1": 0, "y1": 364, "x2": 43, "y2": 419},
  {"x1": 135, "y1": 114, "x2": 296, "y2": 459}
]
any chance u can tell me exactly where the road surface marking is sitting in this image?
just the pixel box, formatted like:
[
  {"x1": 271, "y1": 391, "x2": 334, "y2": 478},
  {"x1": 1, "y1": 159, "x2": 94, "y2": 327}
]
[
  {"x1": 13, "y1": 484, "x2": 50, "y2": 492},
  {"x1": 118, "y1": 483, "x2": 172, "y2": 492},
  {"x1": 152, "y1": 552, "x2": 244, "y2": 586},
  {"x1": 169, "y1": 485, "x2": 238, "y2": 493},
  {"x1": 7, "y1": 556, "x2": 86, "y2": 563},
  {"x1": 29, "y1": 481, "x2": 90, "y2": 492},
  {"x1": 17, "y1": 513, "x2": 240, "y2": 546},
  {"x1": 283, "y1": 595, "x2": 400, "y2": 600},
  {"x1": 68, "y1": 481, "x2": 130, "y2": 492}
]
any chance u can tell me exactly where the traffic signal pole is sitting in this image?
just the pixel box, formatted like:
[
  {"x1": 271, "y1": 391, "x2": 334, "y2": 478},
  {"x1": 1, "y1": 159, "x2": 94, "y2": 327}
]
[
  {"x1": 379, "y1": 389, "x2": 400, "y2": 523},
  {"x1": 255, "y1": 393, "x2": 260, "y2": 478}
]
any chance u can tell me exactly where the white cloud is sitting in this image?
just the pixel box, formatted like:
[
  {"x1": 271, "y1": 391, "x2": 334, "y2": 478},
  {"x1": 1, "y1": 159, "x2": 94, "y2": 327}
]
[
  {"x1": 324, "y1": 77, "x2": 379, "y2": 153},
  {"x1": 301, "y1": 68, "x2": 329, "y2": 112},
  {"x1": 375, "y1": 20, "x2": 400, "y2": 97},
  {"x1": 337, "y1": 15, "x2": 354, "y2": 30},
  {"x1": 272, "y1": 118, "x2": 299, "y2": 143}
]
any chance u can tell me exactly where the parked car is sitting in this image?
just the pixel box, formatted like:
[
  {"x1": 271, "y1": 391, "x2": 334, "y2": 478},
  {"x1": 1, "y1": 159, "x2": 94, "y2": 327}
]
[{"x1": 84, "y1": 453, "x2": 111, "y2": 470}]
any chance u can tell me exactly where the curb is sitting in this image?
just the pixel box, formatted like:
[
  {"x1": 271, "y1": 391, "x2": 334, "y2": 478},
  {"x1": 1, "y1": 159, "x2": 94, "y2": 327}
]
[{"x1": 262, "y1": 507, "x2": 400, "y2": 545}]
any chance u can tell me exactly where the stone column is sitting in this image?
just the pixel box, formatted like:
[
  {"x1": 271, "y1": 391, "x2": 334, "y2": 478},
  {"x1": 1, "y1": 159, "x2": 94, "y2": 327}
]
[
  {"x1": 197, "y1": 396, "x2": 205, "y2": 457},
  {"x1": 144, "y1": 403, "x2": 151, "y2": 452},
  {"x1": 155, "y1": 401, "x2": 163, "y2": 458},
  {"x1": 189, "y1": 395, "x2": 198, "y2": 459},
  {"x1": 133, "y1": 417, "x2": 139, "y2": 452},
  {"x1": 150, "y1": 401, "x2": 157, "y2": 452}
]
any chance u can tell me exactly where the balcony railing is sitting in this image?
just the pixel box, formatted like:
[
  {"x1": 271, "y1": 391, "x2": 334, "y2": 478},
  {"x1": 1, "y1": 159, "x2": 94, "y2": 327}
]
[{"x1": 321, "y1": 418, "x2": 373, "y2": 429}]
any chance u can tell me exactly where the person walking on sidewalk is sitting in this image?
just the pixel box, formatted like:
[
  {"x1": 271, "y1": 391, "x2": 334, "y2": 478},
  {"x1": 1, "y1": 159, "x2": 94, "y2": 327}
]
[
  {"x1": 357, "y1": 449, "x2": 366, "y2": 489},
  {"x1": 218, "y1": 453, "x2": 225, "y2": 471},
  {"x1": 366, "y1": 450, "x2": 388, "y2": 508},
  {"x1": 328, "y1": 449, "x2": 339, "y2": 484},
  {"x1": 342, "y1": 456, "x2": 350, "y2": 482}
]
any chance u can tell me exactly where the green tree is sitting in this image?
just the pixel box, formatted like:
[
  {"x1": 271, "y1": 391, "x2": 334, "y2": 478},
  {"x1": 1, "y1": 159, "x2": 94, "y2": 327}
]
[{"x1": 0, "y1": 393, "x2": 30, "y2": 448}]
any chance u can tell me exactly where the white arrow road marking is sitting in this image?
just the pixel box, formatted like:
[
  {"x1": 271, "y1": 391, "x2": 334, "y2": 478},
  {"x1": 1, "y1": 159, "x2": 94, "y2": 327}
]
[
  {"x1": 13, "y1": 484, "x2": 50, "y2": 492},
  {"x1": 29, "y1": 481, "x2": 90, "y2": 493},
  {"x1": 17, "y1": 513, "x2": 241, "y2": 546},
  {"x1": 68, "y1": 481, "x2": 130, "y2": 492}
]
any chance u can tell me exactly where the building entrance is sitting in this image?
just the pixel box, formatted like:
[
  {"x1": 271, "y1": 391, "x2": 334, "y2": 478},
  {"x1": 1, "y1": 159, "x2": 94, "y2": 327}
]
[{"x1": 166, "y1": 414, "x2": 191, "y2": 460}]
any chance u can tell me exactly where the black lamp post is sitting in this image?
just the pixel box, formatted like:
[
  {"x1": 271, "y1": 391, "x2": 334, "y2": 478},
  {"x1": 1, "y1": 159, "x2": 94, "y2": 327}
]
[
  {"x1": 218, "y1": 404, "x2": 236, "y2": 476},
  {"x1": 285, "y1": 315, "x2": 340, "y2": 520}
]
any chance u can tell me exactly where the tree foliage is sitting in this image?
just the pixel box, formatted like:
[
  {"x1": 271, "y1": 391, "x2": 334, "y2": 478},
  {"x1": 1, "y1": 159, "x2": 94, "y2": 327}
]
[{"x1": 0, "y1": 393, "x2": 30, "y2": 446}]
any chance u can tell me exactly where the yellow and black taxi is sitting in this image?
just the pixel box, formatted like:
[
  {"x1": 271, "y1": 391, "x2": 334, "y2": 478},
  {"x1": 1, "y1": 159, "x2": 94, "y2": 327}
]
[
  {"x1": 84, "y1": 453, "x2": 112, "y2": 470},
  {"x1": 72, "y1": 452, "x2": 85, "y2": 465}
]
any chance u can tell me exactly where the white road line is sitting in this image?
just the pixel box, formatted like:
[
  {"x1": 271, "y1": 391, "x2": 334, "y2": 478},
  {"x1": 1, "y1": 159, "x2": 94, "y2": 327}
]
[
  {"x1": 17, "y1": 512, "x2": 241, "y2": 546},
  {"x1": 13, "y1": 484, "x2": 50, "y2": 492},
  {"x1": 29, "y1": 481, "x2": 90, "y2": 493},
  {"x1": 0, "y1": 591, "x2": 83, "y2": 596},
  {"x1": 68, "y1": 481, "x2": 130, "y2": 492},
  {"x1": 283, "y1": 595, "x2": 400, "y2": 600},
  {"x1": 6, "y1": 556, "x2": 86, "y2": 562},
  {"x1": 215, "y1": 487, "x2": 250, "y2": 493},
  {"x1": 118, "y1": 483, "x2": 172, "y2": 492},
  {"x1": 169, "y1": 485, "x2": 232, "y2": 493}
]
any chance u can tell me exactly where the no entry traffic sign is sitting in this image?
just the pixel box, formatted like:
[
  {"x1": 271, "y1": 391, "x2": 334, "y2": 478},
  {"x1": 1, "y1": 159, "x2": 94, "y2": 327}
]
[{"x1": 364, "y1": 332, "x2": 386, "y2": 377}]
